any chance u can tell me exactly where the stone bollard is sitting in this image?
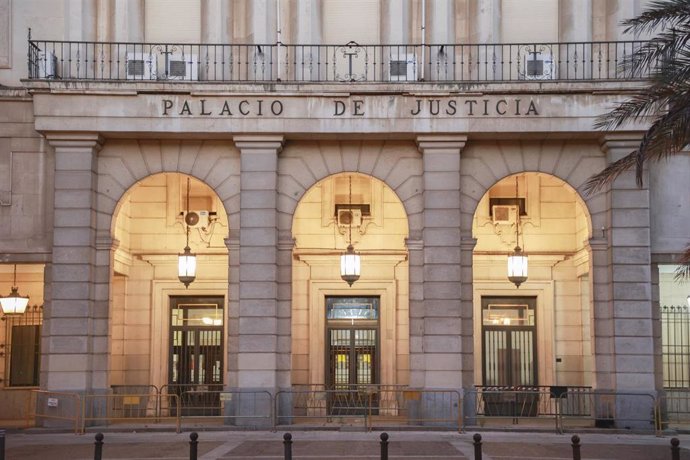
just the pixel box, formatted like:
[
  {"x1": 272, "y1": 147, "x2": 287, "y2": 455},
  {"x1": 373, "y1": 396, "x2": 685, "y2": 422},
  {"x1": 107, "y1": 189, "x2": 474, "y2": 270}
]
[
  {"x1": 93, "y1": 433, "x2": 104, "y2": 460},
  {"x1": 283, "y1": 432, "x2": 292, "y2": 460},
  {"x1": 189, "y1": 432, "x2": 199, "y2": 460},
  {"x1": 473, "y1": 433, "x2": 482, "y2": 460},
  {"x1": 671, "y1": 438, "x2": 680, "y2": 460},
  {"x1": 380, "y1": 432, "x2": 389, "y2": 460},
  {"x1": 0, "y1": 429, "x2": 5, "y2": 460},
  {"x1": 571, "y1": 434, "x2": 581, "y2": 460}
]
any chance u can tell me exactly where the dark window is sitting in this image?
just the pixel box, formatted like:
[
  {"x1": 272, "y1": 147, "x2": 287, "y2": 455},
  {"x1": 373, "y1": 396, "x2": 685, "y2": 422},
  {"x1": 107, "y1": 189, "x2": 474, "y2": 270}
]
[{"x1": 4, "y1": 305, "x2": 43, "y2": 387}]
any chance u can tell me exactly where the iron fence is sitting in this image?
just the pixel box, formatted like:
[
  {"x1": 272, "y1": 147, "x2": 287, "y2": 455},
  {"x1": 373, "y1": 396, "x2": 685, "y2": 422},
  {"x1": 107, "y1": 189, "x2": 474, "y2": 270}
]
[
  {"x1": 27, "y1": 39, "x2": 651, "y2": 83},
  {"x1": 662, "y1": 305, "x2": 690, "y2": 388}
]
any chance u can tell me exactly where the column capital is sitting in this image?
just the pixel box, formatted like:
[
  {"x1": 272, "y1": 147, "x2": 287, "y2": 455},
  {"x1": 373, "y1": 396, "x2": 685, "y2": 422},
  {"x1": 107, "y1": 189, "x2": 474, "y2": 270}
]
[
  {"x1": 416, "y1": 134, "x2": 468, "y2": 154},
  {"x1": 599, "y1": 132, "x2": 645, "y2": 153},
  {"x1": 45, "y1": 132, "x2": 104, "y2": 151},
  {"x1": 233, "y1": 135, "x2": 285, "y2": 153}
]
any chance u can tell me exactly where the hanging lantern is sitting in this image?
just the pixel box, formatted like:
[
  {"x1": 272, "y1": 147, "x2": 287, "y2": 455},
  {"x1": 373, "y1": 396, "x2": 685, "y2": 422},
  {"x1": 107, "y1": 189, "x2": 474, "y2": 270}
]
[
  {"x1": 340, "y1": 175, "x2": 361, "y2": 286},
  {"x1": 340, "y1": 244, "x2": 361, "y2": 286},
  {"x1": 0, "y1": 265, "x2": 29, "y2": 315},
  {"x1": 507, "y1": 175, "x2": 528, "y2": 288},
  {"x1": 178, "y1": 177, "x2": 197, "y2": 288},
  {"x1": 178, "y1": 245, "x2": 197, "y2": 288},
  {"x1": 507, "y1": 245, "x2": 528, "y2": 288}
]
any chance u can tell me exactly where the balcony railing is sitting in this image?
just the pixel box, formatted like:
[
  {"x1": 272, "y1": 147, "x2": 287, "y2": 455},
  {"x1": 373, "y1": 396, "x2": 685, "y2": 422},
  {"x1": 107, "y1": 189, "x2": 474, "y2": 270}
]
[{"x1": 27, "y1": 39, "x2": 650, "y2": 83}]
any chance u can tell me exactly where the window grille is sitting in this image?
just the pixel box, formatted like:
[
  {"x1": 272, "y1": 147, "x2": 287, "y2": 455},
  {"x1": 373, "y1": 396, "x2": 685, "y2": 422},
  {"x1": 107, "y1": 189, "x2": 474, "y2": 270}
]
[
  {"x1": 662, "y1": 305, "x2": 690, "y2": 388},
  {"x1": 2, "y1": 304, "x2": 43, "y2": 387}
]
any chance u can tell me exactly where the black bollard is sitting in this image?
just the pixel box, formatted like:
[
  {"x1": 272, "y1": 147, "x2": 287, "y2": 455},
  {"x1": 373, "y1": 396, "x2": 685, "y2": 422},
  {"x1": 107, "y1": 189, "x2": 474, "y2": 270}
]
[
  {"x1": 94, "y1": 433, "x2": 104, "y2": 460},
  {"x1": 283, "y1": 432, "x2": 292, "y2": 460},
  {"x1": 380, "y1": 432, "x2": 389, "y2": 460},
  {"x1": 473, "y1": 433, "x2": 482, "y2": 460},
  {"x1": 189, "y1": 432, "x2": 198, "y2": 460},
  {"x1": 0, "y1": 429, "x2": 5, "y2": 460},
  {"x1": 571, "y1": 434, "x2": 581, "y2": 460},
  {"x1": 671, "y1": 438, "x2": 680, "y2": 460}
]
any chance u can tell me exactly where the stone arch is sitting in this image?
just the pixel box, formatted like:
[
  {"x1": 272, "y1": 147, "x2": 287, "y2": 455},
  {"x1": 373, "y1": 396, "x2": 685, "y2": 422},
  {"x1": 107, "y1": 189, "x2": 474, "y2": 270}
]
[
  {"x1": 460, "y1": 140, "x2": 606, "y2": 238},
  {"x1": 96, "y1": 139, "x2": 241, "y2": 238},
  {"x1": 278, "y1": 139, "x2": 423, "y2": 238}
]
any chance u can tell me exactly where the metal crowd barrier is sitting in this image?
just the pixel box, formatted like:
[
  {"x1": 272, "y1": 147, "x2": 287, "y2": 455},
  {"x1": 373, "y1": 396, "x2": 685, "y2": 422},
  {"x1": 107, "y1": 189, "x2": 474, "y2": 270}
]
[
  {"x1": 654, "y1": 389, "x2": 690, "y2": 431},
  {"x1": 557, "y1": 390, "x2": 658, "y2": 434},
  {"x1": 466, "y1": 387, "x2": 558, "y2": 431},
  {"x1": 81, "y1": 392, "x2": 181, "y2": 433},
  {"x1": 274, "y1": 387, "x2": 461, "y2": 430},
  {"x1": 176, "y1": 390, "x2": 274, "y2": 428},
  {"x1": 30, "y1": 390, "x2": 82, "y2": 434}
]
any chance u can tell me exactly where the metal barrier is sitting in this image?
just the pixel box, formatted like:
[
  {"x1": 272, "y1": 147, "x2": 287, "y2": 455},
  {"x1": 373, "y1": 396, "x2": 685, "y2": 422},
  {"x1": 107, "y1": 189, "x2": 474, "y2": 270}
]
[
  {"x1": 368, "y1": 388, "x2": 462, "y2": 429},
  {"x1": 657, "y1": 389, "x2": 690, "y2": 431},
  {"x1": 557, "y1": 390, "x2": 658, "y2": 433},
  {"x1": 30, "y1": 390, "x2": 82, "y2": 434},
  {"x1": 81, "y1": 392, "x2": 180, "y2": 433},
  {"x1": 467, "y1": 387, "x2": 558, "y2": 430},
  {"x1": 177, "y1": 390, "x2": 273, "y2": 428},
  {"x1": 275, "y1": 387, "x2": 461, "y2": 430}
]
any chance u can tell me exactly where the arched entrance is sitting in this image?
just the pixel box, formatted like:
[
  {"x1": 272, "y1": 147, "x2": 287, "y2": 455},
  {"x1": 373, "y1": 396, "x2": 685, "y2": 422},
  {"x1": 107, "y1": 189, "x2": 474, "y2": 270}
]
[
  {"x1": 109, "y1": 173, "x2": 229, "y2": 392},
  {"x1": 472, "y1": 172, "x2": 594, "y2": 390},
  {"x1": 290, "y1": 173, "x2": 410, "y2": 394}
]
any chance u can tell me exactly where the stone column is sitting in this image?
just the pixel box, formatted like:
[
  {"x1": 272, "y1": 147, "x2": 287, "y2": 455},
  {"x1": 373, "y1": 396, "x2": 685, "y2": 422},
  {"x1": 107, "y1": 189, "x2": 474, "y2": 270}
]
[
  {"x1": 44, "y1": 133, "x2": 105, "y2": 394},
  {"x1": 113, "y1": 0, "x2": 144, "y2": 42},
  {"x1": 599, "y1": 134, "x2": 656, "y2": 428},
  {"x1": 233, "y1": 135, "x2": 284, "y2": 394},
  {"x1": 201, "y1": 0, "x2": 233, "y2": 43},
  {"x1": 560, "y1": 0, "x2": 592, "y2": 41},
  {"x1": 382, "y1": 0, "x2": 410, "y2": 44},
  {"x1": 415, "y1": 135, "x2": 467, "y2": 390},
  {"x1": 225, "y1": 236, "x2": 240, "y2": 389},
  {"x1": 66, "y1": 0, "x2": 98, "y2": 41},
  {"x1": 471, "y1": 0, "x2": 500, "y2": 42},
  {"x1": 248, "y1": 0, "x2": 277, "y2": 44}
]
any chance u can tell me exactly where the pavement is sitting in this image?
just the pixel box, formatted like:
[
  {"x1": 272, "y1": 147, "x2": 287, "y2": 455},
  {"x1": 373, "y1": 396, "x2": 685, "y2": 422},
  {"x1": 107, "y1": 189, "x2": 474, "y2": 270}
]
[{"x1": 3, "y1": 429, "x2": 690, "y2": 460}]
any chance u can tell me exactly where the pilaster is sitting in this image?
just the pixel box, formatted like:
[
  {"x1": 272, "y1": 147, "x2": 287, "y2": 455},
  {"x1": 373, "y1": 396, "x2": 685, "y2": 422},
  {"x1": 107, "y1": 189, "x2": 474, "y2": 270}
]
[
  {"x1": 415, "y1": 134, "x2": 467, "y2": 389},
  {"x1": 599, "y1": 133, "x2": 655, "y2": 392},
  {"x1": 233, "y1": 135, "x2": 284, "y2": 391},
  {"x1": 44, "y1": 133, "x2": 104, "y2": 393}
]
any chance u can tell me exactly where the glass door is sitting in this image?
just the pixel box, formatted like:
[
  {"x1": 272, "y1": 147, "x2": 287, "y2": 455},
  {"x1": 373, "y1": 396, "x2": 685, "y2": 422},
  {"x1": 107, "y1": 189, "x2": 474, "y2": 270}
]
[
  {"x1": 325, "y1": 296, "x2": 379, "y2": 415},
  {"x1": 169, "y1": 296, "x2": 224, "y2": 415}
]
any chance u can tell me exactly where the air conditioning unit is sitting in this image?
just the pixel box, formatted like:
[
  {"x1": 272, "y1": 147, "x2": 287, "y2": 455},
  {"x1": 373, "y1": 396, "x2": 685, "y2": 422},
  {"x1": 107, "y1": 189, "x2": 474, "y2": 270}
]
[
  {"x1": 337, "y1": 208, "x2": 363, "y2": 228},
  {"x1": 492, "y1": 205, "x2": 518, "y2": 225},
  {"x1": 167, "y1": 54, "x2": 198, "y2": 80},
  {"x1": 126, "y1": 52, "x2": 157, "y2": 80},
  {"x1": 39, "y1": 51, "x2": 59, "y2": 79},
  {"x1": 182, "y1": 210, "x2": 210, "y2": 229},
  {"x1": 389, "y1": 53, "x2": 417, "y2": 81},
  {"x1": 522, "y1": 52, "x2": 555, "y2": 80}
]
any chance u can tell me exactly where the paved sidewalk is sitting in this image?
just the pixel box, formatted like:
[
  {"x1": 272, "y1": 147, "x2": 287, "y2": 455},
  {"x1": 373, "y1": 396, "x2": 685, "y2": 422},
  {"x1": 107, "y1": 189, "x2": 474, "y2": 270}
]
[{"x1": 3, "y1": 430, "x2": 690, "y2": 460}]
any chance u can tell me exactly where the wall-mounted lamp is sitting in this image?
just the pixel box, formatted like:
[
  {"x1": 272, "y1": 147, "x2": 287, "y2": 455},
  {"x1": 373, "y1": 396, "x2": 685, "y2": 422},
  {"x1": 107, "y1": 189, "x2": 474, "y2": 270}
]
[{"x1": 0, "y1": 265, "x2": 29, "y2": 315}]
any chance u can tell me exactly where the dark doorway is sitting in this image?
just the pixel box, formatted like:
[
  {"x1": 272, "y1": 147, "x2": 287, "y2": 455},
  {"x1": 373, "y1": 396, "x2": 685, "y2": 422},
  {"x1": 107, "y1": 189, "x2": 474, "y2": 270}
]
[
  {"x1": 481, "y1": 296, "x2": 537, "y2": 387},
  {"x1": 325, "y1": 296, "x2": 379, "y2": 415},
  {"x1": 168, "y1": 296, "x2": 224, "y2": 415}
]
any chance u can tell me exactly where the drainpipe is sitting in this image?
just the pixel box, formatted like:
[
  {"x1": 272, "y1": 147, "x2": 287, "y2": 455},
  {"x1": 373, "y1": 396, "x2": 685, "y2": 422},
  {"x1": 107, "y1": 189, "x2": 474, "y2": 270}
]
[
  {"x1": 276, "y1": 0, "x2": 282, "y2": 81},
  {"x1": 420, "y1": 0, "x2": 426, "y2": 81}
]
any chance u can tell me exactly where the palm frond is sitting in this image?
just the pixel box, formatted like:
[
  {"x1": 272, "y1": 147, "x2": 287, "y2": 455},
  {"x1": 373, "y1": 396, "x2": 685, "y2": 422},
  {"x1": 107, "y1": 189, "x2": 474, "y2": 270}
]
[
  {"x1": 623, "y1": 0, "x2": 690, "y2": 35},
  {"x1": 584, "y1": 152, "x2": 639, "y2": 194},
  {"x1": 674, "y1": 246, "x2": 690, "y2": 281}
]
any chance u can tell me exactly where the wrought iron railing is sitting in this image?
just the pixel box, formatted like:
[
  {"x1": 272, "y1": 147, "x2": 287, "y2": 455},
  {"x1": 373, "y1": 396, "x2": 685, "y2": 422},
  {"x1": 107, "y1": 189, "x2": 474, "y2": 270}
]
[
  {"x1": 27, "y1": 39, "x2": 651, "y2": 83},
  {"x1": 662, "y1": 305, "x2": 690, "y2": 388}
]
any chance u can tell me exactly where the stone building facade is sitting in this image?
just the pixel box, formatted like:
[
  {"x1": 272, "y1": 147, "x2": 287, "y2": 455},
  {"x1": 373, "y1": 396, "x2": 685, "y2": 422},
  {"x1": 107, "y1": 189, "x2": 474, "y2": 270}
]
[{"x1": 0, "y1": 0, "x2": 689, "y2": 428}]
